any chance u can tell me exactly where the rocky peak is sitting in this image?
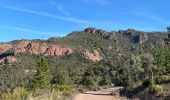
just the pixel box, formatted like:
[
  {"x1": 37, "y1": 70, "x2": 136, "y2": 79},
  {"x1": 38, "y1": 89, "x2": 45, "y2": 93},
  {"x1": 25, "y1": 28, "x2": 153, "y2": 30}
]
[
  {"x1": 126, "y1": 29, "x2": 136, "y2": 34},
  {"x1": 84, "y1": 27, "x2": 114, "y2": 40},
  {"x1": 84, "y1": 27, "x2": 98, "y2": 33},
  {"x1": 84, "y1": 27, "x2": 107, "y2": 34},
  {"x1": 119, "y1": 29, "x2": 148, "y2": 44}
]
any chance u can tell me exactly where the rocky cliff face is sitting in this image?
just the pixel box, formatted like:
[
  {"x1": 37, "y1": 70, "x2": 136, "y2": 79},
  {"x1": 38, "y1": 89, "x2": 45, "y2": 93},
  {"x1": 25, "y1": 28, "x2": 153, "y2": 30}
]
[
  {"x1": 119, "y1": 29, "x2": 148, "y2": 43},
  {"x1": 0, "y1": 40, "x2": 73, "y2": 56},
  {"x1": 84, "y1": 28, "x2": 148, "y2": 43},
  {"x1": 84, "y1": 27, "x2": 114, "y2": 40},
  {"x1": 138, "y1": 33, "x2": 148, "y2": 44},
  {"x1": 0, "y1": 40, "x2": 105, "y2": 62},
  {"x1": 84, "y1": 27, "x2": 98, "y2": 33},
  {"x1": 82, "y1": 50, "x2": 103, "y2": 62},
  {"x1": 0, "y1": 44, "x2": 12, "y2": 52}
]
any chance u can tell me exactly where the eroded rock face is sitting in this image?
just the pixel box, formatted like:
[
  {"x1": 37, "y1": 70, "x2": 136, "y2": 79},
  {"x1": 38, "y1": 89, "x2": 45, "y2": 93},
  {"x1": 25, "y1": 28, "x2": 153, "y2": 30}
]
[
  {"x1": 83, "y1": 50, "x2": 103, "y2": 62},
  {"x1": 119, "y1": 29, "x2": 148, "y2": 44},
  {"x1": 138, "y1": 33, "x2": 148, "y2": 44},
  {"x1": 27, "y1": 42, "x2": 48, "y2": 55},
  {"x1": 133, "y1": 34, "x2": 148, "y2": 44},
  {"x1": 0, "y1": 40, "x2": 74, "y2": 64},
  {"x1": 101, "y1": 32, "x2": 114, "y2": 40},
  {"x1": 5, "y1": 56, "x2": 17, "y2": 64},
  {"x1": 44, "y1": 45, "x2": 73, "y2": 56},
  {"x1": 0, "y1": 40, "x2": 73, "y2": 56},
  {"x1": 0, "y1": 44, "x2": 12, "y2": 52},
  {"x1": 13, "y1": 40, "x2": 30, "y2": 54}
]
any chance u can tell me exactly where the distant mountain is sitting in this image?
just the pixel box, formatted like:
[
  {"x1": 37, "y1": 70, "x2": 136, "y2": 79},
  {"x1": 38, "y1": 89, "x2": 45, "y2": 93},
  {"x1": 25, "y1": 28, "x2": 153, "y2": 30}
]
[{"x1": 0, "y1": 27, "x2": 168, "y2": 63}]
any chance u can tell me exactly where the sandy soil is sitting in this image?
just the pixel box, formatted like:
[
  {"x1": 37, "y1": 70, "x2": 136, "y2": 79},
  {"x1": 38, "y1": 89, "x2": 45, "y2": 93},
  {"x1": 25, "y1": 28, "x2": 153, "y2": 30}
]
[{"x1": 73, "y1": 87, "x2": 125, "y2": 100}]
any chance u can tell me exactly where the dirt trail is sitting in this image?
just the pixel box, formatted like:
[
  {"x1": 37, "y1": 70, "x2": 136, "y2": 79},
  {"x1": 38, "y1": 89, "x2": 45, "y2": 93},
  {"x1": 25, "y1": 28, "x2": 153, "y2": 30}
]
[{"x1": 73, "y1": 87, "x2": 124, "y2": 100}]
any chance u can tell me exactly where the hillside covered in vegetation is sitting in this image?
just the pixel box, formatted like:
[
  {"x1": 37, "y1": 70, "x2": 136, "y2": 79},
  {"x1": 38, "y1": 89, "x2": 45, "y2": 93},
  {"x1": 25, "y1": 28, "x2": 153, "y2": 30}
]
[{"x1": 0, "y1": 27, "x2": 170, "y2": 100}]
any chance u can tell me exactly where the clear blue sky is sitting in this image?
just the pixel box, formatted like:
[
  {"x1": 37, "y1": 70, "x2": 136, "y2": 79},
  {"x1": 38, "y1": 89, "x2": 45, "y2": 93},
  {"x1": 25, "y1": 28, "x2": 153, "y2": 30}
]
[{"x1": 0, "y1": 0, "x2": 169, "y2": 42}]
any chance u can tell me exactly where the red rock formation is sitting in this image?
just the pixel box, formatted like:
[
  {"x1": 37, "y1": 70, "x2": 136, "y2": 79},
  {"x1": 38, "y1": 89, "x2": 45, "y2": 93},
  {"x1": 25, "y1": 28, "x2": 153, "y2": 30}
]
[
  {"x1": 44, "y1": 45, "x2": 73, "y2": 56},
  {"x1": 4, "y1": 56, "x2": 17, "y2": 64},
  {"x1": 0, "y1": 44, "x2": 12, "y2": 52},
  {"x1": 27, "y1": 42, "x2": 48, "y2": 55},
  {"x1": 0, "y1": 40, "x2": 73, "y2": 56},
  {"x1": 83, "y1": 50, "x2": 103, "y2": 62},
  {"x1": 13, "y1": 40, "x2": 30, "y2": 54}
]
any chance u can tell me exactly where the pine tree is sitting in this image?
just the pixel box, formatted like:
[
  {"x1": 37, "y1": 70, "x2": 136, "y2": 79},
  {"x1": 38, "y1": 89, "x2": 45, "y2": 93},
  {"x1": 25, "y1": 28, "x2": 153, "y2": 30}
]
[{"x1": 32, "y1": 56, "x2": 52, "y2": 90}]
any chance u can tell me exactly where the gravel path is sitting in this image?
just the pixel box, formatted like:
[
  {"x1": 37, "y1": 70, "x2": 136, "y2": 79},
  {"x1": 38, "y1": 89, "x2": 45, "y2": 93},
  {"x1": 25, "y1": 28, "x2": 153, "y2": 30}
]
[{"x1": 73, "y1": 87, "x2": 124, "y2": 100}]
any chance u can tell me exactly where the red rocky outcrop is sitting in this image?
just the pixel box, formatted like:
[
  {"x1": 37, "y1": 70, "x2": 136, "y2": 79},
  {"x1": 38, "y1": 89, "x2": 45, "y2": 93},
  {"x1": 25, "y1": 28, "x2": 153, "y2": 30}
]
[
  {"x1": 0, "y1": 56, "x2": 17, "y2": 64},
  {"x1": 0, "y1": 40, "x2": 73, "y2": 56},
  {"x1": 0, "y1": 44, "x2": 12, "y2": 52},
  {"x1": 82, "y1": 50, "x2": 103, "y2": 62}
]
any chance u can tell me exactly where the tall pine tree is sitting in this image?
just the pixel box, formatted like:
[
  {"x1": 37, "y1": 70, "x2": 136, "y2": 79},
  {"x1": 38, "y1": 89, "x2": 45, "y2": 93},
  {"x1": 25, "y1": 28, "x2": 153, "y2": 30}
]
[{"x1": 32, "y1": 56, "x2": 52, "y2": 90}]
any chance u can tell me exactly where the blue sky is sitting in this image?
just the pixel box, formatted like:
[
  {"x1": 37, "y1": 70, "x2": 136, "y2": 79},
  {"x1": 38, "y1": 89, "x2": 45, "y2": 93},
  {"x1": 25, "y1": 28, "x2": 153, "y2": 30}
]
[{"x1": 0, "y1": 0, "x2": 169, "y2": 42}]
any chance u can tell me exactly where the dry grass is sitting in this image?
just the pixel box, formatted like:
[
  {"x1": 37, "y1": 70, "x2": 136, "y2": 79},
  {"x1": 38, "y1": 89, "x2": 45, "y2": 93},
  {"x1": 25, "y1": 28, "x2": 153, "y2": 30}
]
[{"x1": 0, "y1": 87, "x2": 73, "y2": 100}]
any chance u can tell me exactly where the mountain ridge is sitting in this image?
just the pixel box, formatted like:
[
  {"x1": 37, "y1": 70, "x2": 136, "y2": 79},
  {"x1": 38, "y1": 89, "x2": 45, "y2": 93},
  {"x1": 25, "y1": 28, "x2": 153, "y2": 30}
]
[{"x1": 0, "y1": 27, "x2": 168, "y2": 63}]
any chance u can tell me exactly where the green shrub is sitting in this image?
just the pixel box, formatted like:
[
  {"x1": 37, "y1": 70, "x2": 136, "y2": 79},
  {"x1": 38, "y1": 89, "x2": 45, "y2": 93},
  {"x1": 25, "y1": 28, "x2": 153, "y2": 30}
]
[
  {"x1": 53, "y1": 85, "x2": 73, "y2": 91},
  {"x1": 149, "y1": 84, "x2": 164, "y2": 95}
]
